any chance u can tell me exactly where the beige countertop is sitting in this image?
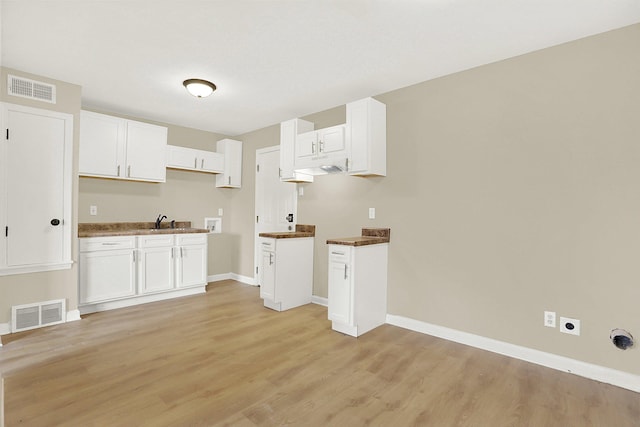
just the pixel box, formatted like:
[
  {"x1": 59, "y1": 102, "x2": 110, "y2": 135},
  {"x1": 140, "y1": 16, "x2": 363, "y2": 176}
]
[
  {"x1": 259, "y1": 224, "x2": 316, "y2": 239},
  {"x1": 78, "y1": 221, "x2": 208, "y2": 238},
  {"x1": 326, "y1": 227, "x2": 391, "y2": 247}
]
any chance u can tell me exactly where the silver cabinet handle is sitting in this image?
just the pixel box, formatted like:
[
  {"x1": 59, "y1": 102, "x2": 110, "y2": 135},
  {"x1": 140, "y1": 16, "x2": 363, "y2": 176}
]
[
  {"x1": 194, "y1": 158, "x2": 198, "y2": 168},
  {"x1": 228, "y1": 176, "x2": 231, "y2": 185},
  {"x1": 269, "y1": 252, "x2": 274, "y2": 265},
  {"x1": 127, "y1": 165, "x2": 131, "y2": 177},
  {"x1": 331, "y1": 251, "x2": 345, "y2": 255},
  {"x1": 311, "y1": 141, "x2": 315, "y2": 154},
  {"x1": 319, "y1": 139, "x2": 324, "y2": 153},
  {"x1": 181, "y1": 247, "x2": 184, "y2": 258},
  {"x1": 101, "y1": 242, "x2": 120, "y2": 246},
  {"x1": 201, "y1": 159, "x2": 204, "y2": 169},
  {"x1": 344, "y1": 264, "x2": 348, "y2": 280},
  {"x1": 117, "y1": 165, "x2": 121, "y2": 176}
]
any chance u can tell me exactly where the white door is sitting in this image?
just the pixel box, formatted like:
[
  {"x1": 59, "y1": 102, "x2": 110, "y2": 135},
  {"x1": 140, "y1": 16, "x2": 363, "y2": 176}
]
[
  {"x1": 139, "y1": 247, "x2": 174, "y2": 293},
  {"x1": 2, "y1": 104, "x2": 72, "y2": 269},
  {"x1": 126, "y1": 120, "x2": 167, "y2": 182},
  {"x1": 254, "y1": 146, "x2": 297, "y2": 285},
  {"x1": 177, "y1": 244, "x2": 207, "y2": 288}
]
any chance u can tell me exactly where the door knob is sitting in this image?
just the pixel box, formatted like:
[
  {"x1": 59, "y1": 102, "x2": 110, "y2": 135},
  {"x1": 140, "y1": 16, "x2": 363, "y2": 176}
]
[{"x1": 50, "y1": 218, "x2": 60, "y2": 226}]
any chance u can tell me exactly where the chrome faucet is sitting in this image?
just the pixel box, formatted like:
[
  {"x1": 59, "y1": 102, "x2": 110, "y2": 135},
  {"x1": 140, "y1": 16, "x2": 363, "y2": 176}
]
[{"x1": 155, "y1": 214, "x2": 167, "y2": 229}]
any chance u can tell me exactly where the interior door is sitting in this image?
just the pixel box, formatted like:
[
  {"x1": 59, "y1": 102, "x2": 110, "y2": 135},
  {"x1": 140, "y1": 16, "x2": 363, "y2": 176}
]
[
  {"x1": 254, "y1": 146, "x2": 297, "y2": 285},
  {"x1": 3, "y1": 104, "x2": 71, "y2": 267}
]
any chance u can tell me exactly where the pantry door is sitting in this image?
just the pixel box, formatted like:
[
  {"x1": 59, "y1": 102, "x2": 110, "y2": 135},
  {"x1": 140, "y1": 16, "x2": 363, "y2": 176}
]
[{"x1": 254, "y1": 146, "x2": 297, "y2": 285}]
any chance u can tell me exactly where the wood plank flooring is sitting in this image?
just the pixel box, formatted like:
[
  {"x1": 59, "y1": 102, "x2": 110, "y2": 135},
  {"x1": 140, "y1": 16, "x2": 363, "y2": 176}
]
[{"x1": 1, "y1": 280, "x2": 638, "y2": 426}]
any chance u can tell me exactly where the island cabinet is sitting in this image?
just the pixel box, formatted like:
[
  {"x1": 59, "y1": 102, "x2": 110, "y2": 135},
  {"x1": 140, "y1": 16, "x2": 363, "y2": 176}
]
[
  {"x1": 79, "y1": 110, "x2": 168, "y2": 182},
  {"x1": 327, "y1": 228, "x2": 390, "y2": 337},
  {"x1": 79, "y1": 231, "x2": 207, "y2": 314},
  {"x1": 258, "y1": 225, "x2": 315, "y2": 311}
]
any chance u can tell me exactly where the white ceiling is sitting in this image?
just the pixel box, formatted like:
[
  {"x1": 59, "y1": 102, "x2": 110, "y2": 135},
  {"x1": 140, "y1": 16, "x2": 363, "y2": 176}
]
[{"x1": 2, "y1": 1, "x2": 639, "y2": 136}]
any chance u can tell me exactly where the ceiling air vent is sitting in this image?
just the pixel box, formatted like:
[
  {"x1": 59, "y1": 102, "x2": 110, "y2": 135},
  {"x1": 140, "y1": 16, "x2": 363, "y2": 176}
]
[
  {"x1": 7, "y1": 74, "x2": 56, "y2": 104},
  {"x1": 11, "y1": 299, "x2": 66, "y2": 333}
]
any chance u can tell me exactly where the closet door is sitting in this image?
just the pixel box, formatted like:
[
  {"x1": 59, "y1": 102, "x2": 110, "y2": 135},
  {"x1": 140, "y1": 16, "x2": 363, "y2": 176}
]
[{"x1": 1, "y1": 103, "x2": 73, "y2": 274}]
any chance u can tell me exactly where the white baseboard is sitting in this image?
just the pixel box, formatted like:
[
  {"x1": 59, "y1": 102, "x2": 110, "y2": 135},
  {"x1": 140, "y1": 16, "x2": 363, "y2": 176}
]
[
  {"x1": 386, "y1": 314, "x2": 640, "y2": 393},
  {"x1": 209, "y1": 273, "x2": 256, "y2": 286},
  {"x1": 79, "y1": 286, "x2": 206, "y2": 315},
  {"x1": 0, "y1": 323, "x2": 9, "y2": 336},
  {"x1": 66, "y1": 309, "x2": 81, "y2": 322},
  {"x1": 311, "y1": 295, "x2": 328, "y2": 307}
]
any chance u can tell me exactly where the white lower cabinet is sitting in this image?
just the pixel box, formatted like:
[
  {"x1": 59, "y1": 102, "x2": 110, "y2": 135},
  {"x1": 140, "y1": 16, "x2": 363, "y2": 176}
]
[
  {"x1": 79, "y1": 233, "x2": 207, "y2": 313},
  {"x1": 327, "y1": 243, "x2": 388, "y2": 337},
  {"x1": 259, "y1": 237, "x2": 313, "y2": 311}
]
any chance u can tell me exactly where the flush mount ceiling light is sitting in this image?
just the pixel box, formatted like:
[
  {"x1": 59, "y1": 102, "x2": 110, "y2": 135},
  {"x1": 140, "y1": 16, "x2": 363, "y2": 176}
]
[{"x1": 183, "y1": 79, "x2": 217, "y2": 98}]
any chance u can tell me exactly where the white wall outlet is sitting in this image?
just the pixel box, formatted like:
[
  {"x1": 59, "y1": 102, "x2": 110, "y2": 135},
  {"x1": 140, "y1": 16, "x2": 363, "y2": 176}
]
[
  {"x1": 369, "y1": 207, "x2": 375, "y2": 219},
  {"x1": 298, "y1": 187, "x2": 304, "y2": 196},
  {"x1": 560, "y1": 317, "x2": 580, "y2": 336},
  {"x1": 218, "y1": 208, "x2": 223, "y2": 216},
  {"x1": 89, "y1": 205, "x2": 97, "y2": 216},
  {"x1": 544, "y1": 311, "x2": 556, "y2": 328}
]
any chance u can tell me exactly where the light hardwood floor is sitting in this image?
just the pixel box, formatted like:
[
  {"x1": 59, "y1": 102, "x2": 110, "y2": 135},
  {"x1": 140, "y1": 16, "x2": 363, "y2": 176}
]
[{"x1": 1, "y1": 280, "x2": 638, "y2": 426}]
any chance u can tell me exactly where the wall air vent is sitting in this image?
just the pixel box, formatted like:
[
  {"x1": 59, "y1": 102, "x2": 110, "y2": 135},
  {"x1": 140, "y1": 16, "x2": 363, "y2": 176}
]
[
  {"x1": 7, "y1": 74, "x2": 56, "y2": 104},
  {"x1": 11, "y1": 299, "x2": 66, "y2": 333}
]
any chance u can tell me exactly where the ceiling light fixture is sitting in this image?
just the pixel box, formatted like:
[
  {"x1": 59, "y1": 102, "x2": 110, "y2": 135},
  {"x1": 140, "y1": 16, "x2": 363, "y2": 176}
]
[{"x1": 183, "y1": 78, "x2": 217, "y2": 98}]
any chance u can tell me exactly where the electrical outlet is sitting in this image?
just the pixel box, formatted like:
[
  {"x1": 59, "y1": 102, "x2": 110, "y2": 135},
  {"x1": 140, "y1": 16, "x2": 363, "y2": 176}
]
[
  {"x1": 560, "y1": 317, "x2": 580, "y2": 336},
  {"x1": 369, "y1": 207, "x2": 375, "y2": 219},
  {"x1": 218, "y1": 208, "x2": 223, "y2": 216},
  {"x1": 89, "y1": 205, "x2": 97, "y2": 216},
  {"x1": 544, "y1": 311, "x2": 556, "y2": 328}
]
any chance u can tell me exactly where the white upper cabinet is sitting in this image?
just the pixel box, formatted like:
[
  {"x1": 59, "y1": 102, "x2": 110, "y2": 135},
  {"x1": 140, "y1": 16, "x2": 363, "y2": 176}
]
[
  {"x1": 281, "y1": 97, "x2": 386, "y2": 177},
  {"x1": 166, "y1": 145, "x2": 224, "y2": 174},
  {"x1": 346, "y1": 97, "x2": 386, "y2": 176},
  {"x1": 216, "y1": 138, "x2": 243, "y2": 188},
  {"x1": 79, "y1": 110, "x2": 168, "y2": 182},
  {"x1": 279, "y1": 118, "x2": 314, "y2": 182}
]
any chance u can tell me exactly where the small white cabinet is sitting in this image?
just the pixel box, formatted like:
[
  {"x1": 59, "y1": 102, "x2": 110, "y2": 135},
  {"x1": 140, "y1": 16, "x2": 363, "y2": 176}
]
[
  {"x1": 79, "y1": 110, "x2": 168, "y2": 182},
  {"x1": 166, "y1": 145, "x2": 224, "y2": 174},
  {"x1": 346, "y1": 97, "x2": 386, "y2": 176},
  {"x1": 279, "y1": 119, "x2": 314, "y2": 182},
  {"x1": 79, "y1": 233, "x2": 207, "y2": 313},
  {"x1": 259, "y1": 237, "x2": 314, "y2": 311},
  {"x1": 327, "y1": 243, "x2": 388, "y2": 337},
  {"x1": 295, "y1": 124, "x2": 347, "y2": 171},
  {"x1": 216, "y1": 138, "x2": 243, "y2": 188},
  {"x1": 79, "y1": 236, "x2": 137, "y2": 304}
]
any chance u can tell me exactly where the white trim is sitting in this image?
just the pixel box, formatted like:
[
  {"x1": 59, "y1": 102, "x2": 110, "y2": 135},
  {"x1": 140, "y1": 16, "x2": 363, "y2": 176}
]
[
  {"x1": 0, "y1": 261, "x2": 73, "y2": 277},
  {"x1": 230, "y1": 273, "x2": 256, "y2": 286},
  {"x1": 208, "y1": 273, "x2": 232, "y2": 282},
  {"x1": 0, "y1": 323, "x2": 10, "y2": 336},
  {"x1": 386, "y1": 314, "x2": 640, "y2": 393},
  {"x1": 66, "y1": 309, "x2": 81, "y2": 322},
  {"x1": 79, "y1": 286, "x2": 205, "y2": 315},
  {"x1": 311, "y1": 295, "x2": 328, "y2": 307}
]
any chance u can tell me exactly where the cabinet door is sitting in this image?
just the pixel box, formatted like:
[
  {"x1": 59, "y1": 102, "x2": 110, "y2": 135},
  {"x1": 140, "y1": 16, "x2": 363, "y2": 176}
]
[
  {"x1": 176, "y1": 244, "x2": 207, "y2": 288},
  {"x1": 125, "y1": 120, "x2": 167, "y2": 182},
  {"x1": 139, "y1": 247, "x2": 174, "y2": 293},
  {"x1": 200, "y1": 150, "x2": 224, "y2": 173},
  {"x1": 318, "y1": 125, "x2": 345, "y2": 154},
  {"x1": 79, "y1": 111, "x2": 125, "y2": 178},
  {"x1": 260, "y1": 249, "x2": 276, "y2": 300},
  {"x1": 166, "y1": 145, "x2": 199, "y2": 170},
  {"x1": 79, "y1": 249, "x2": 136, "y2": 303},
  {"x1": 216, "y1": 139, "x2": 242, "y2": 188},
  {"x1": 295, "y1": 131, "x2": 317, "y2": 158},
  {"x1": 328, "y1": 258, "x2": 352, "y2": 325}
]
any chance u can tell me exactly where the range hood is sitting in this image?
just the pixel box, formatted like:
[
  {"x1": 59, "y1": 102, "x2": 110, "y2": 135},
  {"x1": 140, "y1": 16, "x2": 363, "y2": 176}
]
[{"x1": 294, "y1": 158, "x2": 349, "y2": 175}]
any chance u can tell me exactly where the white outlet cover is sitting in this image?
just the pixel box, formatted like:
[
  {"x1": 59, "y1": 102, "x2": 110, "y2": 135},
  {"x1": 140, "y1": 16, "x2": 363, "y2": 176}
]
[
  {"x1": 544, "y1": 311, "x2": 556, "y2": 328},
  {"x1": 369, "y1": 207, "x2": 375, "y2": 219},
  {"x1": 560, "y1": 316, "x2": 580, "y2": 336}
]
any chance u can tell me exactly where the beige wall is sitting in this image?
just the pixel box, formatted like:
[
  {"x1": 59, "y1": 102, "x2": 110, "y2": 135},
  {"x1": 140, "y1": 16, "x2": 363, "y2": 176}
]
[
  {"x1": 0, "y1": 67, "x2": 82, "y2": 325},
  {"x1": 234, "y1": 24, "x2": 640, "y2": 375},
  {"x1": 77, "y1": 112, "x2": 235, "y2": 276}
]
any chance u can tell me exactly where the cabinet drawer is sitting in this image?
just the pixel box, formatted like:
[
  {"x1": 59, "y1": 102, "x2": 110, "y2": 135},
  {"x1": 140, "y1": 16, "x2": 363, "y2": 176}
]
[
  {"x1": 137, "y1": 234, "x2": 175, "y2": 248},
  {"x1": 80, "y1": 236, "x2": 136, "y2": 252},
  {"x1": 328, "y1": 245, "x2": 351, "y2": 263},
  {"x1": 176, "y1": 233, "x2": 207, "y2": 246},
  {"x1": 260, "y1": 238, "x2": 275, "y2": 251}
]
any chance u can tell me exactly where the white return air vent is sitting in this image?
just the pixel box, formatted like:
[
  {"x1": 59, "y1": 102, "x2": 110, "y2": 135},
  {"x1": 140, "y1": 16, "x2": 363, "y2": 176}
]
[
  {"x1": 11, "y1": 299, "x2": 66, "y2": 333},
  {"x1": 7, "y1": 74, "x2": 56, "y2": 104}
]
